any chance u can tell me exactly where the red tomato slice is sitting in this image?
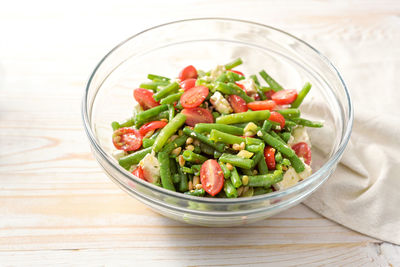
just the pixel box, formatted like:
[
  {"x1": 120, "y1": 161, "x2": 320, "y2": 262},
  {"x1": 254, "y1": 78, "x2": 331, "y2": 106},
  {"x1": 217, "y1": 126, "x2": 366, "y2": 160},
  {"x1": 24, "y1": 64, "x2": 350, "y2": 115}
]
[
  {"x1": 271, "y1": 89, "x2": 298, "y2": 105},
  {"x1": 269, "y1": 111, "x2": 285, "y2": 129},
  {"x1": 132, "y1": 166, "x2": 145, "y2": 181},
  {"x1": 181, "y1": 107, "x2": 214, "y2": 127},
  {"x1": 139, "y1": 121, "x2": 168, "y2": 136},
  {"x1": 247, "y1": 100, "x2": 277, "y2": 111},
  {"x1": 180, "y1": 85, "x2": 209, "y2": 108},
  {"x1": 228, "y1": 95, "x2": 248, "y2": 113},
  {"x1": 230, "y1": 70, "x2": 245, "y2": 76},
  {"x1": 133, "y1": 88, "x2": 160, "y2": 110},
  {"x1": 179, "y1": 65, "x2": 198, "y2": 81},
  {"x1": 265, "y1": 90, "x2": 275, "y2": 100},
  {"x1": 235, "y1": 82, "x2": 245, "y2": 90},
  {"x1": 180, "y1": 78, "x2": 197, "y2": 91},
  {"x1": 112, "y1": 127, "x2": 143, "y2": 151},
  {"x1": 292, "y1": 142, "x2": 312, "y2": 165},
  {"x1": 264, "y1": 146, "x2": 276, "y2": 170},
  {"x1": 200, "y1": 159, "x2": 224, "y2": 196}
]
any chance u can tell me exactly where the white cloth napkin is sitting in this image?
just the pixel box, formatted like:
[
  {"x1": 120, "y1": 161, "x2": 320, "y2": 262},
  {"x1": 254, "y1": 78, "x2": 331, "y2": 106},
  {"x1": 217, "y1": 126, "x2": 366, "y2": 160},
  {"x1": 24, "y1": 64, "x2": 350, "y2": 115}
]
[{"x1": 303, "y1": 36, "x2": 400, "y2": 245}]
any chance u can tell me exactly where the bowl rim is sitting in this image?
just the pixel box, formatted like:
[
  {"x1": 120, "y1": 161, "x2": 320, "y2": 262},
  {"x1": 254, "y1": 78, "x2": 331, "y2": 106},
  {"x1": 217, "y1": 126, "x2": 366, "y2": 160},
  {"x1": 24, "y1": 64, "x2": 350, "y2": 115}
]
[{"x1": 82, "y1": 17, "x2": 353, "y2": 204}]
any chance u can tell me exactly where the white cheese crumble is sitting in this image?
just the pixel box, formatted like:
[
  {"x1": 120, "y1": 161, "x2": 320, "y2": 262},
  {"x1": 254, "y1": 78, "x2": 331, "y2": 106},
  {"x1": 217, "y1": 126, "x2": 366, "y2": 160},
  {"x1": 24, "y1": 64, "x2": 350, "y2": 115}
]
[
  {"x1": 209, "y1": 65, "x2": 226, "y2": 81},
  {"x1": 236, "y1": 78, "x2": 257, "y2": 95},
  {"x1": 210, "y1": 91, "x2": 233, "y2": 114},
  {"x1": 139, "y1": 152, "x2": 161, "y2": 183},
  {"x1": 273, "y1": 164, "x2": 312, "y2": 191},
  {"x1": 288, "y1": 126, "x2": 311, "y2": 147}
]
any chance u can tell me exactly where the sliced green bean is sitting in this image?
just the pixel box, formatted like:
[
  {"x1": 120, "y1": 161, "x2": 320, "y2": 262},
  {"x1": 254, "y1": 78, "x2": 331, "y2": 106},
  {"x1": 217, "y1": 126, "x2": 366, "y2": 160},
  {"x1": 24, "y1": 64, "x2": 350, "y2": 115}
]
[
  {"x1": 194, "y1": 123, "x2": 244, "y2": 135},
  {"x1": 214, "y1": 82, "x2": 254, "y2": 103},
  {"x1": 225, "y1": 58, "x2": 243, "y2": 70},
  {"x1": 251, "y1": 151, "x2": 264, "y2": 168},
  {"x1": 230, "y1": 167, "x2": 242, "y2": 188},
  {"x1": 199, "y1": 143, "x2": 215, "y2": 156},
  {"x1": 291, "y1": 82, "x2": 312, "y2": 108},
  {"x1": 140, "y1": 80, "x2": 169, "y2": 91},
  {"x1": 135, "y1": 104, "x2": 168, "y2": 127},
  {"x1": 219, "y1": 153, "x2": 253, "y2": 169},
  {"x1": 184, "y1": 188, "x2": 205, "y2": 197},
  {"x1": 275, "y1": 152, "x2": 283, "y2": 163},
  {"x1": 216, "y1": 110, "x2": 270, "y2": 124},
  {"x1": 226, "y1": 71, "x2": 244, "y2": 82},
  {"x1": 182, "y1": 150, "x2": 207, "y2": 164},
  {"x1": 158, "y1": 151, "x2": 176, "y2": 191},
  {"x1": 178, "y1": 166, "x2": 188, "y2": 192},
  {"x1": 111, "y1": 117, "x2": 135, "y2": 131},
  {"x1": 250, "y1": 74, "x2": 260, "y2": 86},
  {"x1": 214, "y1": 150, "x2": 222, "y2": 159},
  {"x1": 160, "y1": 92, "x2": 183, "y2": 105},
  {"x1": 118, "y1": 147, "x2": 152, "y2": 170},
  {"x1": 270, "y1": 131, "x2": 285, "y2": 143},
  {"x1": 209, "y1": 129, "x2": 244, "y2": 145},
  {"x1": 153, "y1": 82, "x2": 180, "y2": 102},
  {"x1": 277, "y1": 108, "x2": 300, "y2": 119},
  {"x1": 172, "y1": 173, "x2": 181, "y2": 184},
  {"x1": 218, "y1": 161, "x2": 231, "y2": 179},
  {"x1": 278, "y1": 132, "x2": 291, "y2": 143},
  {"x1": 292, "y1": 117, "x2": 324, "y2": 128},
  {"x1": 253, "y1": 187, "x2": 273, "y2": 196},
  {"x1": 258, "y1": 130, "x2": 295, "y2": 158},
  {"x1": 147, "y1": 74, "x2": 170, "y2": 81},
  {"x1": 259, "y1": 70, "x2": 283, "y2": 91},
  {"x1": 288, "y1": 154, "x2": 305, "y2": 173},
  {"x1": 161, "y1": 135, "x2": 188, "y2": 154},
  {"x1": 215, "y1": 72, "x2": 228, "y2": 82},
  {"x1": 182, "y1": 127, "x2": 225, "y2": 153},
  {"x1": 182, "y1": 166, "x2": 194, "y2": 174},
  {"x1": 167, "y1": 104, "x2": 175, "y2": 122},
  {"x1": 257, "y1": 154, "x2": 269, "y2": 175},
  {"x1": 246, "y1": 144, "x2": 264, "y2": 153},
  {"x1": 153, "y1": 113, "x2": 186, "y2": 152},
  {"x1": 242, "y1": 187, "x2": 254, "y2": 197},
  {"x1": 247, "y1": 170, "x2": 283, "y2": 187},
  {"x1": 142, "y1": 138, "x2": 155, "y2": 148},
  {"x1": 262, "y1": 120, "x2": 272, "y2": 132},
  {"x1": 224, "y1": 180, "x2": 238, "y2": 198}
]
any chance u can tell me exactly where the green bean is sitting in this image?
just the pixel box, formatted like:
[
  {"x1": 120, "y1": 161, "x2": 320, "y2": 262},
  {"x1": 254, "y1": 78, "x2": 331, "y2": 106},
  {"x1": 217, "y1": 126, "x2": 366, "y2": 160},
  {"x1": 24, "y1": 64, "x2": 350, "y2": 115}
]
[
  {"x1": 182, "y1": 166, "x2": 194, "y2": 174},
  {"x1": 288, "y1": 154, "x2": 305, "y2": 173},
  {"x1": 224, "y1": 180, "x2": 238, "y2": 198},
  {"x1": 184, "y1": 188, "x2": 205, "y2": 197},
  {"x1": 259, "y1": 86, "x2": 273, "y2": 92},
  {"x1": 170, "y1": 158, "x2": 177, "y2": 174},
  {"x1": 199, "y1": 143, "x2": 215, "y2": 156},
  {"x1": 218, "y1": 161, "x2": 231, "y2": 179},
  {"x1": 292, "y1": 117, "x2": 324, "y2": 128},
  {"x1": 242, "y1": 187, "x2": 254, "y2": 197},
  {"x1": 219, "y1": 153, "x2": 253, "y2": 169},
  {"x1": 182, "y1": 127, "x2": 225, "y2": 153},
  {"x1": 158, "y1": 151, "x2": 176, "y2": 191},
  {"x1": 142, "y1": 138, "x2": 155, "y2": 148},
  {"x1": 247, "y1": 170, "x2": 283, "y2": 187},
  {"x1": 135, "y1": 104, "x2": 168, "y2": 127},
  {"x1": 111, "y1": 117, "x2": 135, "y2": 131},
  {"x1": 160, "y1": 92, "x2": 183, "y2": 105},
  {"x1": 253, "y1": 187, "x2": 273, "y2": 196},
  {"x1": 277, "y1": 108, "x2": 300, "y2": 119},
  {"x1": 270, "y1": 131, "x2": 285, "y2": 143},
  {"x1": 147, "y1": 74, "x2": 170, "y2": 81},
  {"x1": 231, "y1": 122, "x2": 249, "y2": 128},
  {"x1": 193, "y1": 146, "x2": 201, "y2": 154},
  {"x1": 245, "y1": 137, "x2": 263, "y2": 145},
  {"x1": 262, "y1": 120, "x2": 272, "y2": 132},
  {"x1": 258, "y1": 130, "x2": 295, "y2": 158},
  {"x1": 257, "y1": 154, "x2": 269, "y2": 175},
  {"x1": 225, "y1": 57, "x2": 243, "y2": 70},
  {"x1": 212, "y1": 112, "x2": 220, "y2": 120},
  {"x1": 278, "y1": 132, "x2": 291, "y2": 143},
  {"x1": 214, "y1": 150, "x2": 222, "y2": 159},
  {"x1": 291, "y1": 82, "x2": 312, "y2": 108},
  {"x1": 256, "y1": 86, "x2": 267, "y2": 100},
  {"x1": 215, "y1": 73, "x2": 228, "y2": 83},
  {"x1": 276, "y1": 163, "x2": 283, "y2": 171},
  {"x1": 118, "y1": 147, "x2": 152, "y2": 170},
  {"x1": 275, "y1": 152, "x2": 283, "y2": 163},
  {"x1": 153, "y1": 113, "x2": 186, "y2": 152},
  {"x1": 282, "y1": 158, "x2": 291, "y2": 166},
  {"x1": 182, "y1": 150, "x2": 207, "y2": 164},
  {"x1": 246, "y1": 144, "x2": 264, "y2": 153},
  {"x1": 251, "y1": 151, "x2": 264, "y2": 168},
  {"x1": 161, "y1": 135, "x2": 188, "y2": 154},
  {"x1": 284, "y1": 120, "x2": 297, "y2": 128},
  {"x1": 191, "y1": 164, "x2": 202, "y2": 173},
  {"x1": 241, "y1": 168, "x2": 253, "y2": 176},
  {"x1": 172, "y1": 173, "x2": 181, "y2": 184},
  {"x1": 178, "y1": 166, "x2": 188, "y2": 192},
  {"x1": 259, "y1": 70, "x2": 283, "y2": 91},
  {"x1": 216, "y1": 110, "x2": 270, "y2": 124},
  {"x1": 153, "y1": 82, "x2": 180, "y2": 102},
  {"x1": 250, "y1": 74, "x2": 260, "y2": 86},
  {"x1": 209, "y1": 129, "x2": 244, "y2": 145},
  {"x1": 167, "y1": 104, "x2": 175, "y2": 122},
  {"x1": 214, "y1": 82, "x2": 254, "y2": 103},
  {"x1": 194, "y1": 123, "x2": 244, "y2": 135},
  {"x1": 226, "y1": 71, "x2": 244, "y2": 82},
  {"x1": 230, "y1": 167, "x2": 243, "y2": 188},
  {"x1": 140, "y1": 80, "x2": 169, "y2": 91}
]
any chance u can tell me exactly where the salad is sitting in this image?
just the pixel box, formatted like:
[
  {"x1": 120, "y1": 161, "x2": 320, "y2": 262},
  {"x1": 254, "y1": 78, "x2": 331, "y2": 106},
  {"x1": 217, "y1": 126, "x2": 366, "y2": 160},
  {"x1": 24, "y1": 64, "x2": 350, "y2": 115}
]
[{"x1": 111, "y1": 58, "x2": 323, "y2": 198}]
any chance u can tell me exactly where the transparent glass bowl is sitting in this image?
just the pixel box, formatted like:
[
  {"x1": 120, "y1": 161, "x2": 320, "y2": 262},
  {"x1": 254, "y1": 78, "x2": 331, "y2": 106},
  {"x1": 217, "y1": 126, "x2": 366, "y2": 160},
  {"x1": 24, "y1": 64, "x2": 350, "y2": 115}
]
[{"x1": 82, "y1": 18, "x2": 353, "y2": 226}]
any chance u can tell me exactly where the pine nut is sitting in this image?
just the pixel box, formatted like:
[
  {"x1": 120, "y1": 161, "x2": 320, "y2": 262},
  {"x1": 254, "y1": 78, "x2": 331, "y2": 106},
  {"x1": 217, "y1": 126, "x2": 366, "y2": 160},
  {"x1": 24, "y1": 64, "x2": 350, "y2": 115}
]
[
  {"x1": 193, "y1": 176, "x2": 200, "y2": 186},
  {"x1": 178, "y1": 155, "x2": 185, "y2": 166},
  {"x1": 188, "y1": 180, "x2": 193, "y2": 191},
  {"x1": 195, "y1": 184, "x2": 203, "y2": 190},
  {"x1": 171, "y1": 147, "x2": 182, "y2": 156},
  {"x1": 186, "y1": 137, "x2": 194, "y2": 145},
  {"x1": 226, "y1": 163, "x2": 234, "y2": 171},
  {"x1": 186, "y1": 145, "x2": 194, "y2": 151}
]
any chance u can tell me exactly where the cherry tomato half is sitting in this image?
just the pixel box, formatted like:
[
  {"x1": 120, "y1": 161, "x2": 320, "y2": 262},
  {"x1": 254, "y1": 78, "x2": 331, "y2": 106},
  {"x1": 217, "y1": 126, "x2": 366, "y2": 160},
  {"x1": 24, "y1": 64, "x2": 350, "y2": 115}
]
[
  {"x1": 133, "y1": 88, "x2": 160, "y2": 110},
  {"x1": 271, "y1": 89, "x2": 298, "y2": 105},
  {"x1": 180, "y1": 78, "x2": 197, "y2": 91},
  {"x1": 265, "y1": 90, "x2": 275, "y2": 100},
  {"x1": 247, "y1": 100, "x2": 276, "y2": 111},
  {"x1": 291, "y1": 142, "x2": 311, "y2": 165},
  {"x1": 180, "y1": 85, "x2": 209, "y2": 108},
  {"x1": 112, "y1": 127, "x2": 143, "y2": 151},
  {"x1": 264, "y1": 146, "x2": 276, "y2": 170},
  {"x1": 200, "y1": 159, "x2": 224, "y2": 196},
  {"x1": 179, "y1": 65, "x2": 198, "y2": 81},
  {"x1": 228, "y1": 95, "x2": 248, "y2": 113},
  {"x1": 139, "y1": 121, "x2": 168, "y2": 137},
  {"x1": 269, "y1": 111, "x2": 285, "y2": 129},
  {"x1": 230, "y1": 70, "x2": 245, "y2": 76},
  {"x1": 181, "y1": 107, "x2": 214, "y2": 127},
  {"x1": 132, "y1": 166, "x2": 145, "y2": 181}
]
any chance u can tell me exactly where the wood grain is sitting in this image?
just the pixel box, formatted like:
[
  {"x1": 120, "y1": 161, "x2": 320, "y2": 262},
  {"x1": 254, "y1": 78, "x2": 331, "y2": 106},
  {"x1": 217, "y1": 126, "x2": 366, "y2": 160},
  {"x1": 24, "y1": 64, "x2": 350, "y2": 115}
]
[{"x1": 0, "y1": 0, "x2": 399, "y2": 265}]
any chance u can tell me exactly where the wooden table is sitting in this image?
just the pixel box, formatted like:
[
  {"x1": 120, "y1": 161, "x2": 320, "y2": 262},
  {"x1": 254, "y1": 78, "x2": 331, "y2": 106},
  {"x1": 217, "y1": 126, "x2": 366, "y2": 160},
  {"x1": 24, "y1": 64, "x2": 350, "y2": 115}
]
[{"x1": 1, "y1": 0, "x2": 399, "y2": 265}]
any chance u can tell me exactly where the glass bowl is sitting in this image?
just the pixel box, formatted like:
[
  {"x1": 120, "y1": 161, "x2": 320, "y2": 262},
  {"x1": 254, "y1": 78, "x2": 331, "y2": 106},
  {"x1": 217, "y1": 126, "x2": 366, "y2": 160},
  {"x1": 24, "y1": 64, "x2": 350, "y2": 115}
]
[{"x1": 82, "y1": 18, "x2": 353, "y2": 226}]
